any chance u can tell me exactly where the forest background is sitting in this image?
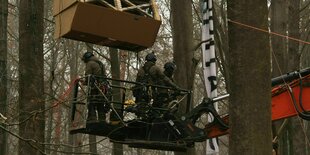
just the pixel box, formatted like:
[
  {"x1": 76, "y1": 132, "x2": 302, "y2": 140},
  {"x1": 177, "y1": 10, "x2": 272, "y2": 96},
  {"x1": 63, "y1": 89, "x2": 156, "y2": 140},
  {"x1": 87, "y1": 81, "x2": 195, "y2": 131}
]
[{"x1": 0, "y1": 0, "x2": 310, "y2": 155}]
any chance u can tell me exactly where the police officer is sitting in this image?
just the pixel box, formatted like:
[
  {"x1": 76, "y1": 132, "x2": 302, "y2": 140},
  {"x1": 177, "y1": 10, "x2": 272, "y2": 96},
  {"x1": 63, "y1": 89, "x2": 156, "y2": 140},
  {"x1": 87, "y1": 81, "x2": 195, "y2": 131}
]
[
  {"x1": 82, "y1": 51, "x2": 109, "y2": 123},
  {"x1": 163, "y1": 61, "x2": 177, "y2": 81},
  {"x1": 152, "y1": 61, "x2": 178, "y2": 108},
  {"x1": 134, "y1": 53, "x2": 180, "y2": 107},
  {"x1": 133, "y1": 53, "x2": 157, "y2": 103}
]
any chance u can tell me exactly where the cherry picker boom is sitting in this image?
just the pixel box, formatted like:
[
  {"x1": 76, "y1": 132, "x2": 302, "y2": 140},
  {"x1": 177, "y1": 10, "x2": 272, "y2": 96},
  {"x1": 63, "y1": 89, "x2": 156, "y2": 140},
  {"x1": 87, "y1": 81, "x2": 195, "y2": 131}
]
[{"x1": 69, "y1": 68, "x2": 310, "y2": 151}]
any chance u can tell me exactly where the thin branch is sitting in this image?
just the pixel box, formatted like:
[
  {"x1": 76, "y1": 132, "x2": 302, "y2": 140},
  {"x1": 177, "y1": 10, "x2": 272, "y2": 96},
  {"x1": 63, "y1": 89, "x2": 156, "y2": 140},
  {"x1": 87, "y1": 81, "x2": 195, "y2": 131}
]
[
  {"x1": 0, "y1": 124, "x2": 46, "y2": 155},
  {"x1": 193, "y1": 38, "x2": 212, "y2": 51},
  {"x1": 85, "y1": 44, "x2": 111, "y2": 62},
  {"x1": 191, "y1": 0, "x2": 202, "y2": 23}
]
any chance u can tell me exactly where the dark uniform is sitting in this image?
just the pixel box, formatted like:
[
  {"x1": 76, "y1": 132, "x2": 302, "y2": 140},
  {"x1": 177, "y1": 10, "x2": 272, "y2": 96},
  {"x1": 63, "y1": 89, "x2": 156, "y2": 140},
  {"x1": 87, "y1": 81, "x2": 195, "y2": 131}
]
[
  {"x1": 134, "y1": 53, "x2": 179, "y2": 108},
  {"x1": 134, "y1": 61, "x2": 154, "y2": 103},
  {"x1": 153, "y1": 62, "x2": 178, "y2": 108},
  {"x1": 82, "y1": 52, "x2": 109, "y2": 122}
]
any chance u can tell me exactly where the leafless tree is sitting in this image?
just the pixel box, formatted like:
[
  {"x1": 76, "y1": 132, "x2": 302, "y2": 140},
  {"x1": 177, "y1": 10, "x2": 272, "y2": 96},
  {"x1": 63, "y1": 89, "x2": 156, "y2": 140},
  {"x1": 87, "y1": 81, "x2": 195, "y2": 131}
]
[
  {"x1": 227, "y1": 0, "x2": 272, "y2": 154},
  {"x1": 0, "y1": 0, "x2": 8, "y2": 154},
  {"x1": 18, "y1": 0, "x2": 45, "y2": 154}
]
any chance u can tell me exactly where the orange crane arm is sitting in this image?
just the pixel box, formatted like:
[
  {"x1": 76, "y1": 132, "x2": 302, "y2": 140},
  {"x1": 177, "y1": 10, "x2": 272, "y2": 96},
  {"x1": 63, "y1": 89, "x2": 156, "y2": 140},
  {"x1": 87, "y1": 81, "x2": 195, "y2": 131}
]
[
  {"x1": 271, "y1": 75, "x2": 310, "y2": 120},
  {"x1": 204, "y1": 74, "x2": 310, "y2": 139}
]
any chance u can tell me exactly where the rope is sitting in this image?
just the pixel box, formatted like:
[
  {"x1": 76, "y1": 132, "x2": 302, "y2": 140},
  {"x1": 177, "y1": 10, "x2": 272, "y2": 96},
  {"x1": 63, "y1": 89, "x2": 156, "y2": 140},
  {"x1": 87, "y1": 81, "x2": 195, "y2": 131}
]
[
  {"x1": 53, "y1": 78, "x2": 79, "y2": 139},
  {"x1": 228, "y1": 19, "x2": 310, "y2": 45},
  {"x1": 52, "y1": 78, "x2": 79, "y2": 107}
]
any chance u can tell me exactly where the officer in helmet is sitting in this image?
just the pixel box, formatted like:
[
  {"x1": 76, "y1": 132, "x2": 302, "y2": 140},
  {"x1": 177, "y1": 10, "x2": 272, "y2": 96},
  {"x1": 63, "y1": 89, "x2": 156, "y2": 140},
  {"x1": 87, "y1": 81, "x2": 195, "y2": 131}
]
[
  {"x1": 152, "y1": 61, "x2": 179, "y2": 108},
  {"x1": 133, "y1": 53, "x2": 157, "y2": 103},
  {"x1": 82, "y1": 51, "x2": 109, "y2": 123},
  {"x1": 134, "y1": 53, "x2": 180, "y2": 106},
  {"x1": 163, "y1": 61, "x2": 177, "y2": 81}
]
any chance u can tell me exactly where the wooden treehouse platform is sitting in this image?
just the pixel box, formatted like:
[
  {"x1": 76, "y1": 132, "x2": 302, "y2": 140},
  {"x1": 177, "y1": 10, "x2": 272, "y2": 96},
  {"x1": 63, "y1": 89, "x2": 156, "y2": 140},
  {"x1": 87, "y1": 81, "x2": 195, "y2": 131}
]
[{"x1": 53, "y1": 0, "x2": 161, "y2": 51}]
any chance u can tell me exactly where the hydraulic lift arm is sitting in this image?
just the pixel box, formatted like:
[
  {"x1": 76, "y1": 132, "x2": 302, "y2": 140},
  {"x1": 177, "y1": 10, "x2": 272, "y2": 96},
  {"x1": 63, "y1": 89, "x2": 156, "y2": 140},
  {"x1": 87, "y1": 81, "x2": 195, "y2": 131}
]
[{"x1": 199, "y1": 68, "x2": 310, "y2": 139}]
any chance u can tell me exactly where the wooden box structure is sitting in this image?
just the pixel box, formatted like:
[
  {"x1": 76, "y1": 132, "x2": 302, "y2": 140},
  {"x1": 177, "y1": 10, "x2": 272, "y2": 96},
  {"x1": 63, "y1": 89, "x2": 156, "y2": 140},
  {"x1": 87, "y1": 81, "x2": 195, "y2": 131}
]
[{"x1": 53, "y1": 0, "x2": 161, "y2": 51}]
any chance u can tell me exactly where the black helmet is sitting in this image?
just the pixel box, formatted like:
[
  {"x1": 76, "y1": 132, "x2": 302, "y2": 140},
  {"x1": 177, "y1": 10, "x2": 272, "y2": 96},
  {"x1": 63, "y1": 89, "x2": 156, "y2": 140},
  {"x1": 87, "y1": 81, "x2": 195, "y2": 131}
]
[
  {"x1": 82, "y1": 51, "x2": 94, "y2": 62},
  {"x1": 145, "y1": 53, "x2": 157, "y2": 62},
  {"x1": 164, "y1": 62, "x2": 176, "y2": 71}
]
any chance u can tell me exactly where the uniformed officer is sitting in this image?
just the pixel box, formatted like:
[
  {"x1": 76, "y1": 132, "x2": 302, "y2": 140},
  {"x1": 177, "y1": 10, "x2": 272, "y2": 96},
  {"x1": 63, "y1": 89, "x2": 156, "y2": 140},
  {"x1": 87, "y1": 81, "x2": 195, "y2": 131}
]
[{"x1": 82, "y1": 51, "x2": 109, "y2": 123}]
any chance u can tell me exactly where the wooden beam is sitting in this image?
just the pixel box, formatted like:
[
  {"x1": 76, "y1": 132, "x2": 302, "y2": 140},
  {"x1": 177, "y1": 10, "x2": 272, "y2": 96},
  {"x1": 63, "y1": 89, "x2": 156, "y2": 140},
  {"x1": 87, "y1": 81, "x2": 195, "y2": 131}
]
[
  {"x1": 121, "y1": 3, "x2": 151, "y2": 11},
  {"x1": 114, "y1": 0, "x2": 122, "y2": 10},
  {"x1": 92, "y1": 0, "x2": 117, "y2": 10},
  {"x1": 150, "y1": 0, "x2": 160, "y2": 20},
  {"x1": 121, "y1": 0, "x2": 152, "y2": 17}
]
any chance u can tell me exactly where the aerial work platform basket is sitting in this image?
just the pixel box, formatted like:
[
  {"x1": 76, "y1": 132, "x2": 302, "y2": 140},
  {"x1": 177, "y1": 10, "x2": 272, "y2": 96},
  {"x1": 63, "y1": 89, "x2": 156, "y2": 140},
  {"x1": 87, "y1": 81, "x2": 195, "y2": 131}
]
[{"x1": 53, "y1": 0, "x2": 161, "y2": 51}]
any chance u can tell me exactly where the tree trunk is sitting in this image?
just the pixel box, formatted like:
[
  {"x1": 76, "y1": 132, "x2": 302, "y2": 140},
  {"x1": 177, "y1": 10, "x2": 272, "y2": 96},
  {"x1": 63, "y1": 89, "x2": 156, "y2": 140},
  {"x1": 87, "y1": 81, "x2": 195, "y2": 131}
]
[
  {"x1": 46, "y1": 44, "x2": 58, "y2": 155},
  {"x1": 170, "y1": 0, "x2": 194, "y2": 115},
  {"x1": 270, "y1": 0, "x2": 288, "y2": 75},
  {"x1": 270, "y1": 1, "x2": 289, "y2": 154},
  {"x1": 120, "y1": 51, "x2": 128, "y2": 81},
  {"x1": 287, "y1": 1, "x2": 306, "y2": 154},
  {"x1": 67, "y1": 40, "x2": 81, "y2": 154},
  {"x1": 18, "y1": 0, "x2": 45, "y2": 154},
  {"x1": 300, "y1": 0, "x2": 310, "y2": 69},
  {"x1": 227, "y1": 0, "x2": 272, "y2": 154},
  {"x1": 213, "y1": 0, "x2": 229, "y2": 92},
  {"x1": 109, "y1": 48, "x2": 123, "y2": 155},
  {"x1": 287, "y1": 0, "x2": 301, "y2": 70},
  {"x1": 45, "y1": 2, "x2": 57, "y2": 154},
  {"x1": 0, "y1": 0, "x2": 8, "y2": 154},
  {"x1": 170, "y1": 0, "x2": 196, "y2": 155},
  {"x1": 301, "y1": 2, "x2": 310, "y2": 154}
]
